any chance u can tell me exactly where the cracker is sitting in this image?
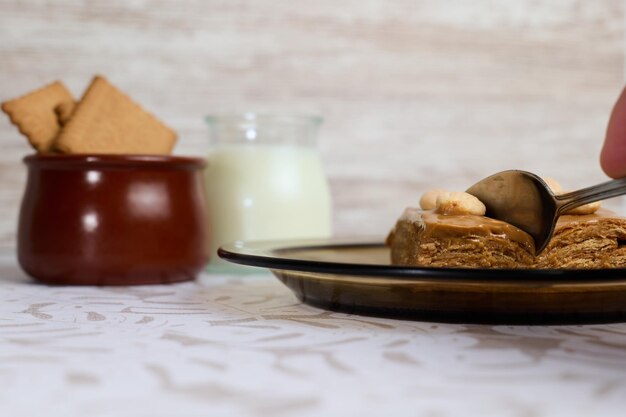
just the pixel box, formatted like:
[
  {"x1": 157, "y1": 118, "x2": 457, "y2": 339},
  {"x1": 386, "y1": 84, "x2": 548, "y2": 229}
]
[
  {"x1": 1, "y1": 81, "x2": 73, "y2": 152},
  {"x1": 54, "y1": 100, "x2": 76, "y2": 126},
  {"x1": 55, "y1": 76, "x2": 177, "y2": 155}
]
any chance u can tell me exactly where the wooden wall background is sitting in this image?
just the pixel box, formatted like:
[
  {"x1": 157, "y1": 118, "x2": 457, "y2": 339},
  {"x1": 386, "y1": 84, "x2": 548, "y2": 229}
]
[{"x1": 0, "y1": 0, "x2": 624, "y2": 248}]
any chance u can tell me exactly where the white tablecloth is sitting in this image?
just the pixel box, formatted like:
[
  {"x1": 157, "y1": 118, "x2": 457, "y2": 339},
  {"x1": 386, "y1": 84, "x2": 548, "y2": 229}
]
[{"x1": 1, "y1": 251, "x2": 626, "y2": 417}]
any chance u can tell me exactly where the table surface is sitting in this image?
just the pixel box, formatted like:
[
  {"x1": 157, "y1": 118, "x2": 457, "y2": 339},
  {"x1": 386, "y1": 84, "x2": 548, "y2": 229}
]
[{"x1": 1, "y1": 252, "x2": 626, "y2": 417}]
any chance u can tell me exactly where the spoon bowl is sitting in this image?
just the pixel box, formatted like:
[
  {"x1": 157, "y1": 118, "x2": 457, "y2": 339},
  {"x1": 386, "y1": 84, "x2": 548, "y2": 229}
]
[{"x1": 467, "y1": 170, "x2": 626, "y2": 255}]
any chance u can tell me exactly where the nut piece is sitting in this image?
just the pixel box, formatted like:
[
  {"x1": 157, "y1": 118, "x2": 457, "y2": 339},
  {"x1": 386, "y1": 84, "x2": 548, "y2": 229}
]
[
  {"x1": 420, "y1": 188, "x2": 447, "y2": 210},
  {"x1": 565, "y1": 201, "x2": 601, "y2": 215},
  {"x1": 435, "y1": 191, "x2": 486, "y2": 216},
  {"x1": 542, "y1": 177, "x2": 563, "y2": 194}
]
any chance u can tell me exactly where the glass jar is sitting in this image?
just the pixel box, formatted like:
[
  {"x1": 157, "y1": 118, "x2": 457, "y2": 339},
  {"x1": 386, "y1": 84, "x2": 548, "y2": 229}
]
[{"x1": 204, "y1": 113, "x2": 332, "y2": 270}]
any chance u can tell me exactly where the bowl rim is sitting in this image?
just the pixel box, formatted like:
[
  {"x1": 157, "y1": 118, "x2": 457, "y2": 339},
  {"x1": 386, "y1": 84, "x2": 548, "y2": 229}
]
[{"x1": 23, "y1": 153, "x2": 206, "y2": 169}]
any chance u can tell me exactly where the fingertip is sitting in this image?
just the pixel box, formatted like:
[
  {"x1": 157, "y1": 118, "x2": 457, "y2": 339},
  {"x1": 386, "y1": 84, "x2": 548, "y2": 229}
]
[
  {"x1": 600, "y1": 143, "x2": 626, "y2": 178},
  {"x1": 602, "y1": 86, "x2": 626, "y2": 178}
]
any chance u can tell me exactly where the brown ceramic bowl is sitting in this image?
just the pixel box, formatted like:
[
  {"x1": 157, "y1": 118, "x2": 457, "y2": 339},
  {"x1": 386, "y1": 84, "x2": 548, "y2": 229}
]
[{"x1": 17, "y1": 154, "x2": 209, "y2": 285}]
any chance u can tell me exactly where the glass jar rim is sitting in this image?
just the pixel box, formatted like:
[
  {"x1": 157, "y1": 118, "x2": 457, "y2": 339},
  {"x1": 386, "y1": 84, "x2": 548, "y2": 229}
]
[{"x1": 205, "y1": 112, "x2": 322, "y2": 127}]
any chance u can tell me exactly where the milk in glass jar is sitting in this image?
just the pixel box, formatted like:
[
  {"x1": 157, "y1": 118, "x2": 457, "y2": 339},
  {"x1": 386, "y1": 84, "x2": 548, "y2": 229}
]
[{"x1": 204, "y1": 113, "x2": 332, "y2": 270}]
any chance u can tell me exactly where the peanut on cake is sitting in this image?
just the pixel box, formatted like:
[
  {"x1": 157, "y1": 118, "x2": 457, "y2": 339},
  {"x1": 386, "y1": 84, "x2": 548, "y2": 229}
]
[{"x1": 387, "y1": 180, "x2": 626, "y2": 269}]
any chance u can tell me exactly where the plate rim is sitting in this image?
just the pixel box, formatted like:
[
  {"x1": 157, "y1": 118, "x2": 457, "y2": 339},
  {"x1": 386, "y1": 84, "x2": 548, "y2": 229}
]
[{"x1": 218, "y1": 237, "x2": 626, "y2": 283}]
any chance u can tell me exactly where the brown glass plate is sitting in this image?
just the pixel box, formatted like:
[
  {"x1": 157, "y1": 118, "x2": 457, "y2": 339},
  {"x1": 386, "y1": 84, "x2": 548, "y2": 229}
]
[{"x1": 218, "y1": 238, "x2": 626, "y2": 324}]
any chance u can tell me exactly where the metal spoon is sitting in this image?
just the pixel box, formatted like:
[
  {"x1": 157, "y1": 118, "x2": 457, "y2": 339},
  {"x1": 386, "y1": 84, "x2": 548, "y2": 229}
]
[{"x1": 466, "y1": 170, "x2": 626, "y2": 255}]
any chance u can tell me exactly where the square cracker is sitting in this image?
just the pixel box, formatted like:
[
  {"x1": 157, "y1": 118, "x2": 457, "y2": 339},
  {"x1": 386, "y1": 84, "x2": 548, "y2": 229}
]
[
  {"x1": 1, "y1": 81, "x2": 73, "y2": 152},
  {"x1": 55, "y1": 76, "x2": 177, "y2": 154}
]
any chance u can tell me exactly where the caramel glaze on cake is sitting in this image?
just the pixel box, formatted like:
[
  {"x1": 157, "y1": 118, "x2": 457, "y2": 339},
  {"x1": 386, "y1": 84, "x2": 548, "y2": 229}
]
[
  {"x1": 387, "y1": 208, "x2": 626, "y2": 269},
  {"x1": 386, "y1": 208, "x2": 535, "y2": 268}
]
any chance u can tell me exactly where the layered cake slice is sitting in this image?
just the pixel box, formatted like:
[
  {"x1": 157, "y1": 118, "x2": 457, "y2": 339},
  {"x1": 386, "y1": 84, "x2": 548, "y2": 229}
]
[
  {"x1": 387, "y1": 184, "x2": 626, "y2": 269},
  {"x1": 536, "y1": 209, "x2": 626, "y2": 268},
  {"x1": 386, "y1": 207, "x2": 535, "y2": 268}
]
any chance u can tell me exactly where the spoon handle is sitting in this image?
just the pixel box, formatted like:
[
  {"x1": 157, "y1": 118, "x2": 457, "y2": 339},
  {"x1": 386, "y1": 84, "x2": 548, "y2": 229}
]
[{"x1": 555, "y1": 177, "x2": 626, "y2": 214}]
